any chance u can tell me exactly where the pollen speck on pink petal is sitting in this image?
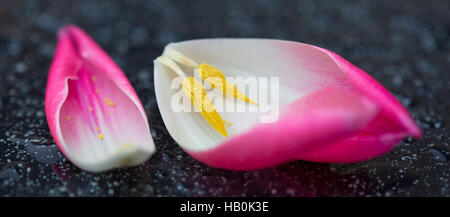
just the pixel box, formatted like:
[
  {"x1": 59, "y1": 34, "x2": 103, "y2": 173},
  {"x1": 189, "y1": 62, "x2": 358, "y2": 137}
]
[{"x1": 104, "y1": 97, "x2": 116, "y2": 107}]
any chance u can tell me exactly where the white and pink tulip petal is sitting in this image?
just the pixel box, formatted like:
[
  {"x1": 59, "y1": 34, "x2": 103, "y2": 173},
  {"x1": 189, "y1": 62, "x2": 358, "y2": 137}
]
[
  {"x1": 154, "y1": 39, "x2": 421, "y2": 170},
  {"x1": 45, "y1": 25, "x2": 155, "y2": 172}
]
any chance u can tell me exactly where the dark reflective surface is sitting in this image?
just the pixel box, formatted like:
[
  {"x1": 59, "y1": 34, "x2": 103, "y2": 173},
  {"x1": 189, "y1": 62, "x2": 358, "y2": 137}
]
[{"x1": 0, "y1": 0, "x2": 449, "y2": 196}]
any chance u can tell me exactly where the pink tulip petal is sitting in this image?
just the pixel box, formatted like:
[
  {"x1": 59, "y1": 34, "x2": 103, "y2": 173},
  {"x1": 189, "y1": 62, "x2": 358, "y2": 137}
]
[
  {"x1": 155, "y1": 39, "x2": 421, "y2": 170},
  {"x1": 45, "y1": 25, "x2": 155, "y2": 172},
  {"x1": 187, "y1": 87, "x2": 379, "y2": 170}
]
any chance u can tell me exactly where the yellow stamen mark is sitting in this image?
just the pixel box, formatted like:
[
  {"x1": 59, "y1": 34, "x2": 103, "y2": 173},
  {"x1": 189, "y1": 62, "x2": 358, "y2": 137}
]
[
  {"x1": 104, "y1": 97, "x2": 116, "y2": 107},
  {"x1": 89, "y1": 107, "x2": 93, "y2": 112},
  {"x1": 98, "y1": 134, "x2": 103, "y2": 140},
  {"x1": 155, "y1": 53, "x2": 230, "y2": 137},
  {"x1": 95, "y1": 88, "x2": 100, "y2": 94},
  {"x1": 197, "y1": 63, "x2": 257, "y2": 105},
  {"x1": 95, "y1": 126, "x2": 100, "y2": 131},
  {"x1": 91, "y1": 76, "x2": 97, "y2": 82},
  {"x1": 66, "y1": 115, "x2": 71, "y2": 120},
  {"x1": 183, "y1": 77, "x2": 228, "y2": 137},
  {"x1": 162, "y1": 48, "x2": 257, "y2": 105}
]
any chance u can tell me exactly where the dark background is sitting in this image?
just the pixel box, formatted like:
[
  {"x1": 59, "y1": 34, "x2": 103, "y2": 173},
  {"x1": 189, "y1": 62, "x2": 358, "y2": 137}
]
[{"x1": 0, "y1": 0, "x2": 449, "y2": 196}]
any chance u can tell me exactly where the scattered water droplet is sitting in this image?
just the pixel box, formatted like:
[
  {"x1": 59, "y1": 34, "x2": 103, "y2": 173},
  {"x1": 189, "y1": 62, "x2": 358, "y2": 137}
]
[
  {"x1": 25, "y1": 143, "x2": 63, "y2": 164},
  {"x1": 401, "y1": 156, "x2": 412, "y2": 161},
  {"x1": 0, "y1": 168, "x2": 20, "y2": 180},
  {"x1": 15, "y1": 62, "x2": 27, "y2": 73},
  {"x1": 434, "y1": 122, "x2": 442, "y2": 129},
  {"x1": 428, "y1": 149, "x2": 447, "y2": 162}
]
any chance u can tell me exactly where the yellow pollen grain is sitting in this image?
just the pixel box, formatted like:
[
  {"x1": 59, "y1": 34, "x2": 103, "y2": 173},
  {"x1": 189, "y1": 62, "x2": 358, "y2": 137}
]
[
  {"x1": 98, "y1": 134, "x2": 103, "y2": 140},
  {"x1": 224, "y1": 121, "x2": 232, "y2": 129},
  {"x1": 66, "y1": 115, "x2": 71, "y2": 120},
  {"x1": 89, "y1": 107, "x2": 93, "y2": 112},
  {"x1": 95, "y1": 88, "x2": 100, "y2": 94},
  {"x1": 91, "y1": 76, "x2": 97, "y2": 82},
  {"x1": 104, "y1": 97, "x2": 116, "y2": 107},
  {"x1": 95, "y1": 126, "x2": 100, "y2": 131}
]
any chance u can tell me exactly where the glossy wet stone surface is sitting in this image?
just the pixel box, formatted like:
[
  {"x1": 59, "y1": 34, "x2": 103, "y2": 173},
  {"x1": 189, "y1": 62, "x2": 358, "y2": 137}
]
[{"x1": 0, "y1": 0, "x2": 449, "y2": 196}]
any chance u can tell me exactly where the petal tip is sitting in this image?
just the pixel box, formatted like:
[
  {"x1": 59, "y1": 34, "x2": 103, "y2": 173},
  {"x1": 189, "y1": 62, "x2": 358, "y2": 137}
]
[
  {"x1": 409, "y1": 123, "x2": 422, "y2": 139},
  {"x1": 57, "y1": 24, "x2": 80, "y2": 36}
]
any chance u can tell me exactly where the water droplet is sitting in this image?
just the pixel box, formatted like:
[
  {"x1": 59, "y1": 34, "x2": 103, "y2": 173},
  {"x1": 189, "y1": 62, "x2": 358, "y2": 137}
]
[
  {"x1": 401, "y1": 156, "x2": 412, "y2": 161},
  {"x1": 15, "y1": 62, "x2": 27, "y2": 73},
  {"x1": 434, "y1": 122, "x2": 442, "y2": 129},
  {"x1": 428, "y1": 149, "x2": 447, "y2": 162}
]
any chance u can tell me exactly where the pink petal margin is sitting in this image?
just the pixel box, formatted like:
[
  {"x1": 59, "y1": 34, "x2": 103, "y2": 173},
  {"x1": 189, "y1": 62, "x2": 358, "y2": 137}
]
[
  {"x1": 45, "y1": 25, "x2": 154, "y2": 171},
  {"x1": 186, "y1": 43, "x2": 421, "y2": 170}
]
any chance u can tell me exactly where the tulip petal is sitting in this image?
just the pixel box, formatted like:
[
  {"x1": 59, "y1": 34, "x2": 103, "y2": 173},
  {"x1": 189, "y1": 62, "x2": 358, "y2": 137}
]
[
  {"x1": 46, "y1": 25, "x2": 155, "y2": 172},
  {"x1": 188, "y1": 87, "x2": 379, "y2": 170},
  {"x1": 154, "y1": 39, "x2": 421, "y2": 170}
]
